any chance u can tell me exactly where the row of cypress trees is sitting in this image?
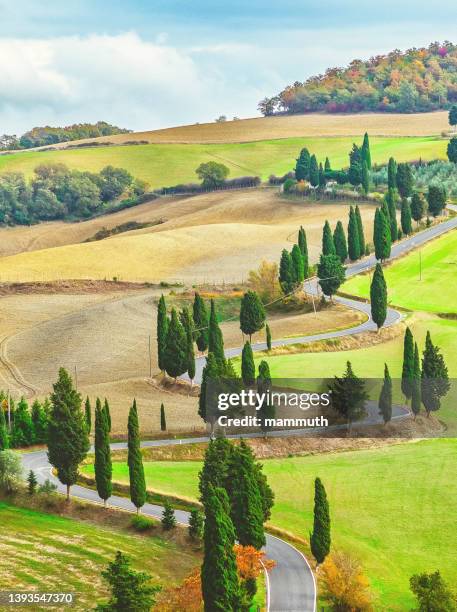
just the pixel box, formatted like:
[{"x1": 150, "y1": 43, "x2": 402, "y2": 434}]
[
  {"x1": 157, "y1": 294, "x2": 196, "y2": 381},
  {"x1": 401, "y1": 327, "x2": 450, "y2": 417},
  {"x1": 322, "y1": 205, "x2": 366, "y2": 263},
  {"x1": 279, "y1": 225, "x2": 309, "y2": 294}
]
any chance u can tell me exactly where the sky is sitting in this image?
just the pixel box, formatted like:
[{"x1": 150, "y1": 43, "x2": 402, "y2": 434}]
[{"x1": 1, "y1": 0, "x2": 457, "y2": 134}]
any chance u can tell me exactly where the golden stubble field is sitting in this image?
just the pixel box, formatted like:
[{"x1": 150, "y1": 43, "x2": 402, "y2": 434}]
[
  {"x1": 21, "y1": 111, "x2": 449, "y2": 147},
  {"x1": 0, "y1": 189, "x2": 378, "y2": 284}
]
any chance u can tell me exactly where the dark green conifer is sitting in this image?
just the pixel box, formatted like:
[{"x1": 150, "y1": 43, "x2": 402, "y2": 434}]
[
  {"x1": 279, "y1": 249, "x2": 294, "y2": 294},
  {"x1": 379, "y1": 363, "x2": 393, "y2": 424},
  {"x1": 157, "y1": 294, "x2": 168, "y2": 372},
  {"x1": 161, "y1": 499, "x2": 176, "y2": 530},
  {"x1": 241, "y1": 342, "x2": 255, "y2": 386},
  {"x1": 385, "y1": 189, "x2": 398, "y2": 242},
  {"x1": 240, "y1": 291, "x2": 266, "y2": 342},
  {"x1": 47, "y1": 368, "x2": 89, "y2": 500},
  {"x1": 298, "y1": 226, "x2": 309, "y2": 277},
  {"x1": 309, "y1": 154, "x2": 319, "y2": 187},
  {"x1": 373, "y1": 207, "x2": 391, "y2": 261},
  {"x1": 188, "y1": 508, "x2": 204, "y2": 540},
  {"x1": 387, "y1": 157, "x2": 397, "y2": 190},
  {"x1": 401, "y1": 327, "x2": 415, "y2": 402},
  {"x1": 160, "y1": 403, "x2": 166, "y2": 431},
  {"x1": 127, "y1": 399, "x2": 146, "y2": 512},
  {"x1": 181, "y1": 306, "x2": 196, "y2": 382},
  {"x1": 361, "y1": 159, "x2": 369, "y2": 194},
  {"x1": 11, "y1": 397, "x2": 33, "y2": 448},
  {"x1": 0, "y1": 407, "x2": 8, "y2": 450},
  {"x1": 317, "y1": 254, "x2": 345, "y2": 299},
  {"x1": 84, "y1": 396, "x2": 91, "y2": 434},
  {"x1": 421, "y1": 332, "x2": 450, "y2": 415},
  {"x1": 199, "y1": 436, "x2": 234, "y2": 501},
  {"x1": 322, "y1": 220, "x2": 336, "y2": 256},
  {"x1": 324, "y1": 156, "x2": 331, "y2": 172},
  {"x1": 401, "y1": 198, "x2": 413, "y2": 235},
  {"x1": 198, "y1": 353, "x2": 220, "y2": 422},
  {"x1": 411, "y1": 192, "x2": 425, "y2": 225},
  {"x1": 329, "y1": 361, "x2": 368, "y2": 428},
  {"x1": 355, "y1": 205, "x2": 365, "y2": 255},
  {"x1": 295, "y1": 147, "x2": 311, "y2": 181},
  {"x1": 94, "y1": 400, "x2": 112, "y2": 505},
  {"x1": 31, "y1": 399, "x2": 48, "y2": 444},
  {"x1": 193, "y1": 292, "x2": 209, "y2": 353},
  {"x1": 411, "y1": 343, "x2": 421, "y2": 417},
  {"x1": 310, "y1": 477, "x2": 331, "y2": 565},
  {"x1": 265, "y1": 324, "x2": 272, "y2": 351},
  {"x1": 333, "y1": 221, "x2": 348, "y2": 263},
  {"x1": 370, "y1": 263, "x2": 387, "y2": 330},
  {"x1": 27, "y1": 470, "x2": 37, "y2": 495},
  {"x1": 103, "y1": 398, "x2": 111, "y2": 433},
  {"x1": 163, "y1": 308, "x2": 188, "y2": 379},
  {"x1": 291, "y1": 244, "x2": 305, "y2": 285},
  {"x1": 257, "y1": 360, "x2": 275, "y2": 436},
  {"x1": 361, "y1": 132, "x2": 371, "y2": 169},
  {"x1": 208, "y1": 300, "x2": 226, "y2": 367},
  {"x1": 396, "y1": 162, "x2": 413, "y2": 198},
  {"x1": 347, "y1": 206, "x2": 360, "y2": 261}
]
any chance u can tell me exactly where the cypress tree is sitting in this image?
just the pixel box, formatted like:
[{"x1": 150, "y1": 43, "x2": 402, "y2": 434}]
[
  {"x1": 379, "y1": 363, "x2": 393, "y2": 424},
  {"x1": 295, "y1": 147, "x2": 311, "y2": 181},
  {"x1": 370, "y1": 263, "x2": 387, "y2": 330},
  {"x1": 396, "y1": 162, "x2": 413, "y2": 198},
  {"x1": 333, "y1": 221, "x2": 348, "y2": 263},
  {"x1": 329, "y1": 361, "x2": 368, "y2": 428},
  {"x1": 385, "y1": 189, "x2": 398, "y2": 242},
  {"x1": 227, "y1": 440, "x2": 266, "y2": 549},
  {"x1": 84, "y1": 396, "x2": 91, "y2": 434},
  {"x1": 317, "y1": 254, "x2": 345, "y2": 299},
  {"x1": 161, "y1": 499, "x2": 176, "y2": 530},
  {"x1": 401, "y1": 327, "x2": 415, "y2": 402},
  {"x1": 322, "y1": 220, "x2": 336, "y2": 256},
  {"x1": 157, "y1": 294, "x2": 168, "y2": 372},
  {"x1": 31, "y1": 399, "x2": 48, "y2": 444},
  {"x1": 47, "y1": 368, "x2": 89, "y2": 500},
  {"x1": 347, "y1": 206, "x2": 360, "y2": 261},
  {"x1": 355, "y1": 205, "x2": 365, "y2": 256},
  {"x1": 265, "y1": 324, "x2": 272, "y2": 351},
  {"x1": 373, "y1": 207, "x2": 391, "y2": 261},
  {"x1": 427, "y1": 184, "x2": 447, "y2": 217},
  {"x1": 198, "y1": 353, "x2": 220, "y2": 423},
  {"x1": 309, "y1": 154, "x2": 319, "y2": 187},
  {"x1": 411, "y1": 342, "x2": 421, "y2": 418},
  {"x1": 127, "y1": 399, "x2": 146, "y2": 512},
  {"x1": 201, "y1": 485, "x2": 240, "y2": 612},
  {"x1": 361, "y1": 158, "x2": 369, "y2": 194},
  {"x1": 160, "y1": 403, "x2": 166, "y2": 431},
  {"x1": 27, "y1": 469, "x2": 37, "y2": 495},
  {"x1": 188, "y1": 508, "x2": 204, "y2": 540},
  {"x1": 291, "y1": 243, "x2": 305, "y2": 285},
  {"x1": 298, "y1": 226, "x2": 309, "y2": 277},
  {"x1": 199, "y1": 436, "x2": 233, "y2": 501},
  {"x1": 324, "y1": 156, "x2": 331, "y2": 172},
  {"x1": 241, "y1": 342, "x2": 255, "y2": 386},
  {"x1": 239, "y1": 291, "x2": 266, "y2": 342},
  {"x1": 208, "y1": 300, "x2": 226, "y2": 366},
  {"x1": 193, "y1": 292, "x2": 209, "y2": 353},
  {"x1": 11, "y1": 397, "x2": 33, "y2": 448},
  {"x1": 0, "y1": 407, "x2": 8, "y2": 450},
  {"x1": 163, "y1": 308, "x2": 188, "y2": 379},
  {"x1": 279, "y1": 249, "x2": 294, "y2": 294},
  {"x1": 103, "y1": 398, "x2": 111, "y2": 433},
  {"x1": 401, "y1": 198, "x2": 413, "y2": 235},
  {"x1": 348, "y1": 144, "x2": 362, "y2": 186},
  {"x1": 411, "y1": 192, "x2": 425, "y2": 225},
  {"x1": 310, "y1": 477, "x2": 331, "y2": 565},
  {"x1": 94, "y1": 400, "x2": 112, "y2": 505},
  {"x1": 387, "y1": 157, "x2": 397, "y2": 190},
  {"x1": 181, "y1": 306, "x2": 196, "y2": 382},
  {"x1": 318, "y1": 162, "x2": 326, "y2": 188},
  {"x1": 257, "y1": 360, "x2": 275, "y2": 436},
  {"x1": 421, "y1": 331, "x2": 450, "y2": 416},
  {"x1": 361, "y1": 132, "x2": 371, "y2": 169}
]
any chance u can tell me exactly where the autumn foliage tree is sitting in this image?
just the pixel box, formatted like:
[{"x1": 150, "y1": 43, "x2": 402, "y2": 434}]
[{"x1": 321, "y1": 551, "x2": 373, "y2": 611}]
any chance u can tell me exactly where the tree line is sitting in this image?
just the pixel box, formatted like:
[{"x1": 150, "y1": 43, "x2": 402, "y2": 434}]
[{"x1": 0, "y1": 162, "x2": 147, "y2": 225}]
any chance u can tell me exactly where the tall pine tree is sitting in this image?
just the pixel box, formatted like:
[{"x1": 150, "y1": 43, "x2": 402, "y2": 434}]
[
  {"x1": 201, "y1": 485, "x2": 240, "y2": 612},
  {"x1": 370, "y1": 263, "x2": 387, "y2": 330},
  {"x1": 84, "y1": 396, "x2": 91, "y2": 434},
  {"x1": 157, "y1": 294, "x2": 168, "y2": 373},
  {"x1": 295, "y1": 147, "x2": 311, "y2": 181},
  {"x1": 193, "y1": 292, "x2": 209, "y2": 353},
  {"x1": 387, "y1": 157, "x2": 397, "y2": 190},
  {"x1": 239, "y1": 291, "x2": 266, "y2": 342},
  {"x1": 401, "y1": 327, "x2": 415, "y2": 402},
  {"x1": 291, "y1": 244, "x2": 305, "y2": 284},
  {"x1": 379, "y1": 363, "x2": 392, "y2": 424},
  {"x1": 47, "y1": 368, "x2": 89, "y2": 500},
  {"x1": 401, "y1": 198, "x2": 413, "y2": 235},
  {"x1": 385, "y1": 189, "x2": 398, "y2": 242},
  {"x1": 163, "y1": 308, "x2": 188, "y2": 379},
  {"x1": 181, "y1": 306, "x2": 196, "y2": 382},
  {"x1": 361, "y1": 132, "x2": 371, "y2": 169},
  {"x1": 333, "y1": 220, "x2": 348, "y2": 263},
  {"x1": 241, "y1": 342, "x2": 255, "y2": 387},
  {"x1": 421, "y1": 332, "x2": 450, "y2": 416},
  {"x1": 94, "y1": 400, "x2": 112, "y2": 505},
  {"x1": 103, "y1": 398, "x2": 111, "y2": 433},
  {"x1": 279, "y1": 249, "x2": 295, "y2": 294},
  {"x1": 198, "y1": 353, "x2": 220, "y2": 423},
  {"x1": 347, "y1": 206, "x2": 360, "y2": 261},
  {"x1": 127, "y1": 399, "x2": 146, "y2": 512},
  {"x1": 411, "y1": 342, "x2": 422, "y2": 418},
  {"x1": 160, "y1": 403, "x2": 166, "y2": 431},
  {"x1": 373, "y1": 207, "x2": 391, "y2": 261},
  {"x1": 309, "y1": 154, "x2": 319, "y2": 187},
  {"x1": 322, "y1": 220, "x2": 336, "y2": 256},
  {"x1": 310, "y1": 477, "x2": 331, "y2": 565},
  {"x1": 355, "y1": 205, "x2": 365, "y2": 256},
  {"x1": 31, "y1": 400, "x2": 48, "y2": 444},
  {"x1": 208, "y1": 300, "x2": 226, "y2": 367},
  {"x1": 298, "y1": 226, "x2": 309, "y2": 277}
]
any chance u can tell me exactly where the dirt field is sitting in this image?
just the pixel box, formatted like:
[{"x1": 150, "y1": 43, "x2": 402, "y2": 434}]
[
  {"x1": 0, "y1": 189, "x2": 378, "y2": 284},
  {"x1": 20, "y1": 112, "x2": 449, "y2": 148},
  {"x1": 0, "y1": 283, "x2": 361, "y2": 434}
]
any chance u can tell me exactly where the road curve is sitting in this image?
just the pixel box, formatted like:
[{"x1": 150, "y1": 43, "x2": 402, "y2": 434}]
[
  {"x1": 21, "y1": 441, "x2": 316, "y2": 612},
  {"x1": 19, "y1": 210, "x2": 457, "y2": 612}
]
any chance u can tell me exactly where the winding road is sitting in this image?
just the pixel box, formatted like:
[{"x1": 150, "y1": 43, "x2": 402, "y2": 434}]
[{"x1": 20, "y1": 208, "x2": 457, "y2": 612}]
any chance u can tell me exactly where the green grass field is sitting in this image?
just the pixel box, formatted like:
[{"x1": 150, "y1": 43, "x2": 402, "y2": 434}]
[
  {"x1": 344, "y1": 229, "x2": 457, "y2": 313},
  {"x1": 83, "y1": 439, "x2": 457, "y2": 609},
  {"x1": 0, "y1": 502, "x2": 197, "y2": 611},
  {"x1": 0, "y1": 136, "x2": 446, "y2": 189}
]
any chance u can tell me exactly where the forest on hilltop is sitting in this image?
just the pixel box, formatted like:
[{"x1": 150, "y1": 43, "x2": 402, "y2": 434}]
[{"x1": 259, "y1": 41, "x2": 457, "y2": 115}]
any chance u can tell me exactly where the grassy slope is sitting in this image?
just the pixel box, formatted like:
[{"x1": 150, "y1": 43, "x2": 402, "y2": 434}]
[
  {"x1": 343, "y1": 229, "x2": 457, "y2": 313},
  {"x1": 0, "y1": 136, "x2": 446, "y2": 188},
  {"x1": 81, "y1": 439, "x2": 457, "y2": 610},
  {"x1": 0, "y1": 502, "x2": 197, "y2": 611}
]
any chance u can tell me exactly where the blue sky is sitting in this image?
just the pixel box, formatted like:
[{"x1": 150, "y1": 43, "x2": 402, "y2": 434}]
[{"x1": 1, "y1": 0, "x2": 457, "y2": 133}]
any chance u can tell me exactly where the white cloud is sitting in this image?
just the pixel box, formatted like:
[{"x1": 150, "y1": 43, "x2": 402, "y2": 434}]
[{"x1": 0, "y1": 32, "x2": 266, "y2": 134}]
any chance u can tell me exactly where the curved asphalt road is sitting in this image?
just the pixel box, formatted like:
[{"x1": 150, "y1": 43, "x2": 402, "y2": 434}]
[{"x1": 20, "y1": 208, "x2": 457, "y2": 612}]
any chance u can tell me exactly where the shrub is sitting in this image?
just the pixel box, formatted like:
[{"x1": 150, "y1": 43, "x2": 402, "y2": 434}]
[
  {"x1": 283, "y1": 178, "x2": 296, "y2": 193},
  {"x1": 131, "y1": 515, "x2": 155, "y2": 532},
  {"x1": 0, "y1": 450, "x2": 22, "y2": 493},
  {"x1": 38, "y1": 478, "x2": 58, "y2": 494}
]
